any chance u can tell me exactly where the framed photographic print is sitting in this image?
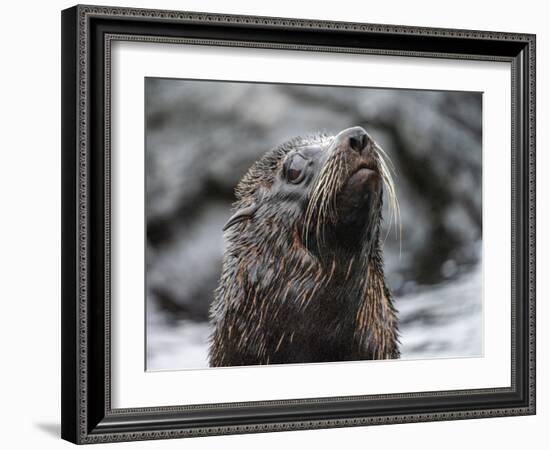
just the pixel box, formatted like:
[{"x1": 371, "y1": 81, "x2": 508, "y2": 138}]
[{"x1": 61, "y1": 4, "x2": 536, "y2": 444}]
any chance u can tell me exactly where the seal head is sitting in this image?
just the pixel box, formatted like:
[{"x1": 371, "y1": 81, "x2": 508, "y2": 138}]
[{"x1": 209, "y1": 126, "x2": 400, "y2": 366}]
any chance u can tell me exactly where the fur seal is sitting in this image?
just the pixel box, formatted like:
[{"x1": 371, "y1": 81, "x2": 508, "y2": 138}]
[{"x1": 209, "y1": 126, "x2": 400, "y2": 366}]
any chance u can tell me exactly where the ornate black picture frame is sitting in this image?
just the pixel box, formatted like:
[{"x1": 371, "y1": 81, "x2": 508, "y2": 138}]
[{"x1": 61, "y1": 4, "x2": 536, "y2": 444}]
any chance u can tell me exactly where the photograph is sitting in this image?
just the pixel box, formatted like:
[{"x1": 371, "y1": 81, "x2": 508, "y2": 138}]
[{"x1": 145, "y1": 78, "x2": 483, "y2": 370}]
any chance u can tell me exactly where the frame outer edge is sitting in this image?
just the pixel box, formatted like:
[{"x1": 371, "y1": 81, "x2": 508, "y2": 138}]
[
  {"x1": 527, "y1": 34, "x2": 536, "y2": 414},
  {"x1": 61, "y1": 5, "x2": 80, "y2": 445},
  {"x1": 76, "y1": 3, "x2": 534, "y2": 40}
]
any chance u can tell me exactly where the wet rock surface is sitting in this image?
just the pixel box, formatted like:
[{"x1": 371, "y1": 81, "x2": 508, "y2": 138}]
[{"x1": 145, "y1": 78, "x2": 482, "y2": 369}]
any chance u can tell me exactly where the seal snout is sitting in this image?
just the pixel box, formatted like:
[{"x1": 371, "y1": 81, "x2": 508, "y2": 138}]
[
  {"x1": 336, "y1": 126, "x2": 371, "y2": 154},
  {"x1": 332, "y1": 127, "x2": 379, "y2": 179},
  {"x1": 335, "y1": 126, "x2": 378, "y2": 170},
  {"x1": 346, "y1": 127, "x2": 369, "y2": 154}
]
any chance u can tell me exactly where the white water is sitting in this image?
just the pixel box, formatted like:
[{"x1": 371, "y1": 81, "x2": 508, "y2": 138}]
[{"x1": 146, "y1": 262, "x2": 481, "y2": 371}]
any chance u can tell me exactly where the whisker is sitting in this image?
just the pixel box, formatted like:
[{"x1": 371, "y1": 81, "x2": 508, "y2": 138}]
[
  {"x1": 374, "y1": 142, "x2": 396, "y2": 173},
  {"x1": 377, "y1": 151, "x2": 402, "y2": 254},
  {"x1": 304, "y1": 137, "x2": 401, "y2": 256}
]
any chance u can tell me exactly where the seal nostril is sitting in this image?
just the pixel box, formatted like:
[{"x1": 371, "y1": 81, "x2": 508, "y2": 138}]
[{"x1": 349, "y1": 132, "x2": 367, "y2": 153}]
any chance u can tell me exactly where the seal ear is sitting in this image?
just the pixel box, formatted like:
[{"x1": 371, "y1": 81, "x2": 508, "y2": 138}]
[{"x1": 223, "y1": 203, "x2": 257, "y2": 231}]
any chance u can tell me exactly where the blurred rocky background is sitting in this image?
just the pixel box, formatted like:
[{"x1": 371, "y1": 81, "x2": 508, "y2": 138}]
[{"x1": 145, "y1": 78, "x2": 482, "y2": 370}]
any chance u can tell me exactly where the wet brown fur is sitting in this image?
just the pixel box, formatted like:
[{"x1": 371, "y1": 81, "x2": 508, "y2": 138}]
[{"x1": 209, "y1": 131, "x2": 400, "y2": 366}]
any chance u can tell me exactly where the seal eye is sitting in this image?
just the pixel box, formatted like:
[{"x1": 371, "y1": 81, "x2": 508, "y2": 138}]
[{"x1": 285, "y1": 153, "x2": 308, "y2": 184}]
